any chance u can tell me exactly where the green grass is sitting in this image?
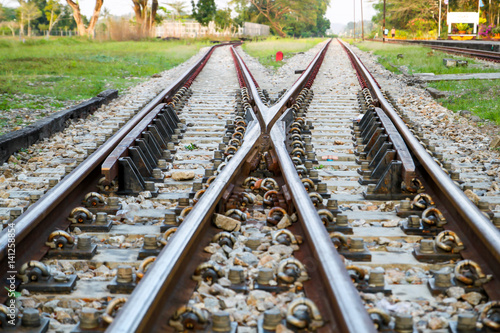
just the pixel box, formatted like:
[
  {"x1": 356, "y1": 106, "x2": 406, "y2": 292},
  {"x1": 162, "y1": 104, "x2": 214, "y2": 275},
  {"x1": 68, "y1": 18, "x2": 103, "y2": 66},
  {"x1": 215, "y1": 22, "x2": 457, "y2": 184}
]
[
  {"x1": 428, "y1": 79, "x2": 500, "y2": 123},
  {"x1": 355, "y1": 41, "x2": 499, "y2": 75},
  {"x1": 0, "y1": 38, "x2": 208, "y2": 108},
  {"x1": 242, "y1": 37, "x2": 327, "y2": 69},
  {"x1": 353, "y1": 41, "x2": 500, "y2": 124}
]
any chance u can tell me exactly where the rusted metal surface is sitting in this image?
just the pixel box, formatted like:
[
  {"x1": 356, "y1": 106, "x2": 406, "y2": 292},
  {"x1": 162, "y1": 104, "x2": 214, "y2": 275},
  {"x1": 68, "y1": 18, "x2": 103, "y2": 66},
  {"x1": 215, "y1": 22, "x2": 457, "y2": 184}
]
[
  {"x1": 102, "y1": 44, "x2": 227, "y2": 184},
  {"x1": 429, "y1": 45, "x2": 500, "y2": 62},
  {"x1": 237, "y1": 40, "x2": 376, "y2": 332},
  {"x1": 0, "y1": 44, "x2": 223, "y2": 302},
  {"x1": 107, "y1": 111, "x2": 262, "y2": 332},
  {"x1": 101, "y1": 104, "x2": 166, "y2": 182},
  {"x1": 109, "y1": 40, "x2": 375, "y2": 332},
  {"x1": 372, "y1": 107, "x2": 416, "y2": 190},
  {"x1": 271, "y1": 120, "x2": 376, "y2": 332},
  {"x1": 340, "y1": 39, "x2": 500, "y2": 299}
]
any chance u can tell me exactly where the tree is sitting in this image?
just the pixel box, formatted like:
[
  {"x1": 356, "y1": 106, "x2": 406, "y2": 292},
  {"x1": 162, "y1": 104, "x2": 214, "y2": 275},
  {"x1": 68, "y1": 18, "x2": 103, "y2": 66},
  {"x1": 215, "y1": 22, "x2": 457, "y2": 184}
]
[
  {"x1": 0, "y1": 5, "x2": 4, "y2": 21},
  {"x1": 167, "y1": 1, "x2": 187, "y2": 20},
  {"x1": 45, "y1": 0, "x2": 61, "y2": 35},
  {"x1": 132, "y1": 0, "x2": 158, "y2": 36},
  {"x1": 66, "y1": 0, "x2": 103, "y2": 37},
  {"x1": 1, "y1": 21, "x2": 19, "y2": 35},
  {"x1": 19, "y1": 1, "x2": 41, "y2": 36},
  {"x1": 214, "y1": 7, "x2": 233, "y2": 29},
  {"x1": 191, "y1": 0, "x2": 216, "y2": 26}
]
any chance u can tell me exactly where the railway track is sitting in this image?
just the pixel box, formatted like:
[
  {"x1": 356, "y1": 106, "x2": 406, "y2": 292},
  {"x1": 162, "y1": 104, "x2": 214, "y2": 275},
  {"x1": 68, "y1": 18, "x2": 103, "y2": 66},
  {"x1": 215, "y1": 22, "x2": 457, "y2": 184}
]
[
  {"x1": 0, "y1": 39, "x2": 499, "y2": 332},
  {"x1": 426, "y1": 45, "x2": 500, "y2": 63},
  {"x1": 374, "y1": 39, "x2": 500, "y2": 63}
]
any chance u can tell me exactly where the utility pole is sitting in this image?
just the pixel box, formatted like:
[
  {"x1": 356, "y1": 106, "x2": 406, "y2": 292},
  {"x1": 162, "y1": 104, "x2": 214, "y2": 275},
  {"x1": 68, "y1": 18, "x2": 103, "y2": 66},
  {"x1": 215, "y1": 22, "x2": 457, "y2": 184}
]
[
  {"x1": 438, "y1": 0, "x2": 442, "y2": 39},
  {"x1": 361, "y1": 0, "x2": 364, "y2": 40},
  {"x1": 354, "y1": 0, "x2": 356, "y2": 40},
  {"x1": 383, "y1": 0, "x2": 386, "y2": 42}
]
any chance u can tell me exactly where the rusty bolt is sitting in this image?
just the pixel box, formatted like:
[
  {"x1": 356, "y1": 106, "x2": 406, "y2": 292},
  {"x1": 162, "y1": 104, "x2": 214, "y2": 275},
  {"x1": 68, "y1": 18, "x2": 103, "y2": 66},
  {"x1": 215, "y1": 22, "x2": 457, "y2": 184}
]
[
  {"x1": 212, "y1": 311, "x2": 232, "y2": 332},
  {"x1": 116, "y1": 265, "x2": 133, "y2": 284},
  {"x1": 79, "y1": 307, "x2": 100, "y2": 330},
  {"x1": 95, "y1": 212, "x2": 108, "y2": 225},
  {"x1": 21, "y1": 308, "x2": 40, "y2": 327},
  {"x1": 77, "y1": 235, "x2": 92, "y2": 251},
  {"x1": 145, "y1": 181, "x2": 156, "y2": 192},
  {"x1": 257, "y1": 268, "x2": 274, "y2": 285},
  {"x1": 336, "y1": 214, "x2": 348, "y2": 227},
  {"x1": 228, "y1": 267, "x2": 245, "y2": 285},
  {"x1": 420, "y1": 239, "x2": 435, "y2": 254}
]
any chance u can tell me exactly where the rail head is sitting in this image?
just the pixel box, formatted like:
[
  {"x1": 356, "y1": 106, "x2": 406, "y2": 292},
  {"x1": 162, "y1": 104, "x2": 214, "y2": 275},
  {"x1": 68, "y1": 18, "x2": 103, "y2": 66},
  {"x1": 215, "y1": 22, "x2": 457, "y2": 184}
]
[
  {"x1": 339, "y1": 38, "x2": 500, "y2": 296},
  {"x1": 109, "y1": 39, "x2": 376, "y2": 332}
]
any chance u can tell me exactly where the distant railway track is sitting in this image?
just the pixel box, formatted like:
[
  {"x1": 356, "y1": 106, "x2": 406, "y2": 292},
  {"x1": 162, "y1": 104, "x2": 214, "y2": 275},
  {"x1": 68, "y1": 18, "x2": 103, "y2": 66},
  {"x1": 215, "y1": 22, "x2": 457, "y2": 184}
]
[
  {"x1": 373, "y1": 38, "x2": 500, "y2": 62},
  {"x1": 0, "y1": 39, "x2": 499, "y2": 332},
  {"x1": 426, "y1": 44, "x2": 500, "y2": 62}
]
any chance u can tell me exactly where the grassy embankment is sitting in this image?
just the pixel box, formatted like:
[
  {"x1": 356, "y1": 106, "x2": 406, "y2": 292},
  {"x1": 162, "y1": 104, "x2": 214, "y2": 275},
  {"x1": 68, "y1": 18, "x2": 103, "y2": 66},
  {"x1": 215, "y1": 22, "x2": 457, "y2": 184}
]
[
  {"x1": 0, "y1": 38, "x2": 208, "y2": 134},
  {"x1": 353, "y1": 41, "x2": 500, "y2": 124},
  {"x1": 242, "y1": 37, "x2": 327, "y2": 69}
]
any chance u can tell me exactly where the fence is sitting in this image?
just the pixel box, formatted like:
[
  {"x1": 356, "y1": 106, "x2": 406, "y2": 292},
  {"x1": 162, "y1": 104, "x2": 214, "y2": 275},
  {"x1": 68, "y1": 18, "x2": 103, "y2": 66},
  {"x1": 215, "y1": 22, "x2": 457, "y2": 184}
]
[{"x1": 155, "y1": 20, "x2": 270, "y2": 38}]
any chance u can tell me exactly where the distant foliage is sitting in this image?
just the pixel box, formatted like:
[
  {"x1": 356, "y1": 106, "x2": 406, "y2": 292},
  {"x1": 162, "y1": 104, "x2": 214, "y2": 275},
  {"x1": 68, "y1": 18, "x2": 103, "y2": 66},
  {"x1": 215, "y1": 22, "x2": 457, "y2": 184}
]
[{"x1": 191, "y1": 0, "x2": 216, "y2": 26}]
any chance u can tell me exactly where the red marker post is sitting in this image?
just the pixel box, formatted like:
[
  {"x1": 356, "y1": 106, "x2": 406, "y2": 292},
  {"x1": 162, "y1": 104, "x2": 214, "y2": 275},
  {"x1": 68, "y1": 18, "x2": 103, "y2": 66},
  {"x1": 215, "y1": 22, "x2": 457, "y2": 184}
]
[{"x1": 276, "y1": 51, "x2": 283, "y2": 61}]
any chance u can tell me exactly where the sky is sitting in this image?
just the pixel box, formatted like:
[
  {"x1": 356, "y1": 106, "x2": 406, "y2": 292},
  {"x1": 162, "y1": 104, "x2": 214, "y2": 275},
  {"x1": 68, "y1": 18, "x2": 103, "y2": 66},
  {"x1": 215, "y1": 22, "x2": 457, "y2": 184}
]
[
  {"x1": 77, "y1": 0, "x2": 377, "y2": 27},
  {"x1": 2, "y1": 0, "x2": 377, "y2": 29}
]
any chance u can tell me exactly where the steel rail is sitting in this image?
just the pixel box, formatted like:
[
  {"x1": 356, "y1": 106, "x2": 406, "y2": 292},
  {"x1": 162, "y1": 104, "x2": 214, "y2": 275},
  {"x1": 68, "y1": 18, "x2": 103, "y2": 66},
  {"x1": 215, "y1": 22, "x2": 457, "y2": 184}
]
[
  {"x1": 428, "y1": 45, "x2": 500, "y2": 62},
  {"x1": 234, "y1": 41, "x2": 376, "y2": 332},
  {"x1": 107, "y1": 117, "x2": 261, "y2": 332},
  {"x1": 0, "y1": 44, "x2": 223, "y2": 300},
  {"x1": 270, "y1": 121, "x2": 376, "y2": 332},
  {"x1": 339, "y1": 39, "x2": 500, "y2": 298},
  {"x1": 110, "y1": 41, "x2": 375, "y2": 332}
]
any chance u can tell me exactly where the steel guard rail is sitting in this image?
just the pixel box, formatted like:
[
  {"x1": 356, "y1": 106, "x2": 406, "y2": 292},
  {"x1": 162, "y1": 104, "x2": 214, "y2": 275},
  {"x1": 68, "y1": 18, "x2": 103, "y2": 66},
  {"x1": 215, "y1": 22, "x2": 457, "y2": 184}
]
[
  {"x1": 238, "y1": 39, "x2": 376, "y2": 332},
  {"x1": 339, "y1": 39, "x2": 500, "y2": 299},
  {"x1": 0, "y1": 43, "x2": 225, "y2": 300}
]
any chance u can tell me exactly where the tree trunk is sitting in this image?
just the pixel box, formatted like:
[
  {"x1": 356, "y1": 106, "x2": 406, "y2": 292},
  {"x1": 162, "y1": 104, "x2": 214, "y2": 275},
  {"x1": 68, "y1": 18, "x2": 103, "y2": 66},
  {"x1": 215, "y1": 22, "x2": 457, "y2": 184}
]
[
  {"x1": 149, "y1": 0, "x2": 158, "y2": 35},
  {"x1": 132, "y1": 0, "x2": 145, "y2": 35},
  {"x1": 249, "y1": 0, "x2": 286, "y2": 37},
  {"x1": 67, "y1": 0, "x2": 103, "y2": 37},
  {"x1": 87, "y1": 0, "x2": 104, "y2": 36},
  {"x1": 27, "y1": 18, "x2": 31, "y2": 37},
  {"x1": 66, "y1": 0, "x2": 87, "y2": 36}
]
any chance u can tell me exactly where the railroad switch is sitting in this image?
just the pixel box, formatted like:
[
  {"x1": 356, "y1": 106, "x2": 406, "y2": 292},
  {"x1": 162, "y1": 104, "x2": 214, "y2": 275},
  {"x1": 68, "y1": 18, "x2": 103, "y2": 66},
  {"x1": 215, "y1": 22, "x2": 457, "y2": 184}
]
[
  {"x1": 107, "y1": 265, "x2": 137, "y2": 294},
  {"x1": 46, "y1": 232, "x2": 97, "y2": 260},
  {"x1": 68, "y1": 208, "x2": 113, "y2": 232},
  {"x1": 0, "y1": 307, "x2": 50, "y2": 333},
  {"x1": 354, "y1": 106, "x2": 422, "y2": 200},
  {"x1": 413, "y1": 231, "x2": 464, "y2": 263},
  {"x1": 17, "y1": 261, "x2": 77, "y2": 293}
]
